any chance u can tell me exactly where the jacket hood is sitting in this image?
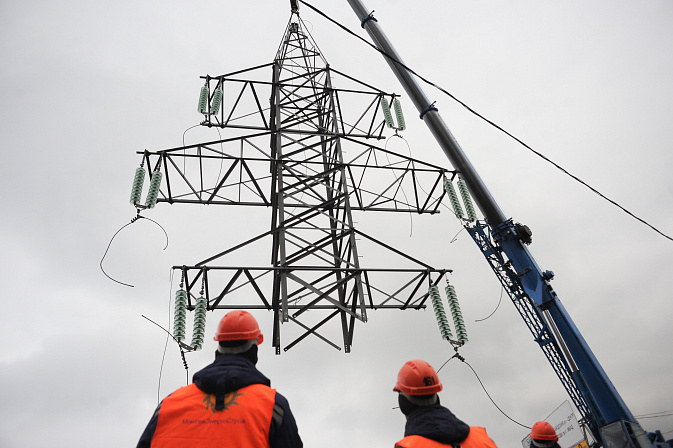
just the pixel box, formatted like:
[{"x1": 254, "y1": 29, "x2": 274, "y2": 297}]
[
  {"x1": 404, "y1": 404, "x2": 471, "y2": 444},
  {"x1": 192, "y1": 353, "x2": 271, "y2": 410}
]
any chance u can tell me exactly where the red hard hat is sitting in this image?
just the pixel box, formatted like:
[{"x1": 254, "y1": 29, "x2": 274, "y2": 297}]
[
  {"x1": 393, "y1": 360, "x2": 443, "y2": 395},
  {"x1": 213, "y1": 310, "x2": 264, "y2": 344},
  {"x1": 531, "y1": 421, "x2": 558, "y2": 442}
]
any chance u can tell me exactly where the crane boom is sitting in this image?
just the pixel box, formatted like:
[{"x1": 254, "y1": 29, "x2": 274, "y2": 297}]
[{"x1": 345, "y1": 1, "x2": 658, "y2": 446}]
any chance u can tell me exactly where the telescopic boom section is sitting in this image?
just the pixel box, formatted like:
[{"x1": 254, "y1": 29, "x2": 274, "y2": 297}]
[
  {"x1": 346, "y1": 1, "x2": 653, "y2": 447},
  {"x1": 346, "y1": 0, "x2": 506, "y2": 227}
]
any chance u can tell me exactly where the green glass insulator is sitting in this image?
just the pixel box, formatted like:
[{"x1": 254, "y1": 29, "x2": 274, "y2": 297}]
[
  {"x1": 457, "y1": 179, "x2": 477, "y2": 222},
  {"x1": 144, "y1": 171, "x2": 163, "y2": 208},
  {"x1": 393, "y1": 99, "x2": 406, "y2": 131},
  {"x1": 443, "y1": 177, "x2": 464, "y2": 219},
  {"x1": 445, "y1": 284, "x2": 468, "y2": 345},
  {"x1": 430, "y1": 285, "x2": 453, "y2": 341},
  {"x1": 210, "y1": 89, "x2": 223, "y2": 115},
  {"x1": 174, "y1": 289, "x2": 187, "y2": 341},
  {"x1": 130, "y1": 167, "x2": 145, "y2": 205},
  {"x1": 198, "y1": 86, "x2": 209, "y2": 114},
  {"x1": 380, "y1": 97, "x2": 395, "y2": 128}
]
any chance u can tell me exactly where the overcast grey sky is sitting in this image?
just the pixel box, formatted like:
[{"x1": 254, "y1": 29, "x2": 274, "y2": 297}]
[{"x1": 1, "y1": 1, "x2": 672, "y2": 447}]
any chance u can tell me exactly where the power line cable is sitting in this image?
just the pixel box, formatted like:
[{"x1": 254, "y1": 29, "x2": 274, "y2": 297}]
[
  {"x1": 637, "y1": 413, "x2": 673, "y2": 419},
  {"x1": 100, "y1": 212, "x2": 169, "y2": 287},
  {"x1": 298, "y1": 1, "x2": 673, "y2": 243},
  {"x1": 142, "y1": 314, "x2": 190, "y2": 387},
  {"x1": 437, "y1": 351, "x2": 532, "y2": 430},
  {"x1": 636, "y1": 410, "x2": 673, "y2": 418},
  {"x1": 475, "y1": 286, "x2": 504, "y2": 322}
]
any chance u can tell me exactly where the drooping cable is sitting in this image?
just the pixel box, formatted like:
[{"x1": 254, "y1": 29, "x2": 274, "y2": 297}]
[
  {"x1": 636, "y1": 411, "x2": 673, "y2": 419},
  {"x1": 182, "y1": 123, "x2": 227, "y2": 196},
  {"x1": 463, "y1": 360, "x2": 531, "y2": 429},
  {"x1": 142, "y1": 314, "x2": 190, "y2": 387},
  {"x1": 384, "y1": 133, "x2": 414, "y2": 236},
  {"x1": 156, "y1": 270, "x2": 176, "y2": 403},
  {"x1": 475, "y1": 286, "x2": 504, "y2": 322},
  {"x1": 437, "y1": 350, "x2": 531, "y2": 429},
  {"x1": 298, "y1": 0, "x2": 673, "y2": 243},
  {"x1": 100, "y1": 212, "x2": 169, "y2": 287}
]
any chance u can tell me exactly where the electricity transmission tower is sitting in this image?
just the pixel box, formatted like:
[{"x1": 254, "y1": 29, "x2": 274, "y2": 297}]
[{"x1": 135, "y1": 8, "x2": 459, "y2": 354}]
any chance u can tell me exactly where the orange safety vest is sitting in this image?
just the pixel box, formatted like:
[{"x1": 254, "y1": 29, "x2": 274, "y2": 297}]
[
  {"x1": 150, "y1": 383, "x2": 277, "y2": 448},
  {"x1": 395, "y1": 427, "x2": 498, "y2": 448}
]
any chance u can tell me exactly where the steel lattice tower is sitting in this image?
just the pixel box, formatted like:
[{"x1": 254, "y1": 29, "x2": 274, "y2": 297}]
[{"x1": 136, "y1": 10, "x2": 457, "y2": 354}]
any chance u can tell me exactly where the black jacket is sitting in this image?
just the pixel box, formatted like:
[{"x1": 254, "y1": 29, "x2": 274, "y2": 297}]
[
  {"x1": 136, "y1": 353, "x2": 302, "y2": 448},
  {"x1": 404, "y1": 404, "x2": 471, "y2": 445},
  {"x1": 529, "y1": 443, "x2": 561, "y2": 448}
]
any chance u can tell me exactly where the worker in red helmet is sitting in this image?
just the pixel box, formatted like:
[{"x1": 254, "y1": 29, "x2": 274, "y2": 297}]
[
  {"x1": 529, "y1": 421, "x2": 560, "y2": 448},
  {"x1": 393, "y1": 360, "x2": 498, "y2": 448},
  {"x1": 136, "y1": 310, "x2": 302, "y2": 448}
]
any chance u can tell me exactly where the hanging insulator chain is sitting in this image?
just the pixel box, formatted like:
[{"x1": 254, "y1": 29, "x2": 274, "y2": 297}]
[
  {"x1": 457, "y1": 179, "x2": 477, "y2": 222},
  {"x1": 445, "y1": 283, "x2": 468, "y2": 345},
  {"x1": 144, "y1": 170, "x2": 163, "y2": 209},
  {"x1": 381, "y1": 96, "x2": 395, "y2": 128},
  {"x1": 429, "y1": 284, "x2": 453, "y2": 341},
  {"x1": 198, "y1": 85, "x2": 209, "y2": 114},
  {"x1": 211, "y1": 88, "x2": 223, "y2": 115},
  {"x1": 129, "y1": 164, "x2": 162, "y2": 210},
  {"x1": 130, "y1": 166, "x2": 146, "y2": 205},
  {"x1": 198, "y1": 83, "x2": 223, "y2": 116},
  {"x1": 443, "y1": 176, "x2": 464, "y2": 219},
  {"x1": 392, "y1": 98, "x2": 406, "y2": 131},
  {"x1": 190, "y1": 295, "x2": 207, "y2": 350},
  {"x1": 380, "y1": 96, "x2": 406, "y2": 131},
  {"x1": 174, "y1": 289, "x2": 187, "y2": 341}
]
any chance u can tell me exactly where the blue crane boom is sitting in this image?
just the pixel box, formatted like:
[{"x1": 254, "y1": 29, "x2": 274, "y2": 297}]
[{"x1": 344, "y1": 0, "x2": 667, "y2": 446}]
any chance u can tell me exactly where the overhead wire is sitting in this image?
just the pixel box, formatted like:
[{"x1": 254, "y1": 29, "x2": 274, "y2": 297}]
[
  {"x1": 474, "y1": 286, "x2": 504, "y2": 322},
  {"x1": 636, "y1": 411, "x2": 673, "y2": 419},
  {"x1": 157, "y1": 269, "x2": 178, "y2": 403},
  {"x1": 436, "y1": 350, "x2": 532, "y2": 430},
  {"x1": 100, "y1": 212, "x2": 169, "y2": 288},
  {"x1": 182, "y1": 123, "x2": 227, "y2": 195},
  {"x1": 297, "y1": 0, "x2": 673, "y2": 243},
  {"x1": 157, "y1": 269, "x2": 177, "y2": 403},
  {"x1": 383, "y1": 133, "x2": 414, "y2": 236},
  {"x1": 142, "y1": 313, "x2": 190, "y2": 390}
]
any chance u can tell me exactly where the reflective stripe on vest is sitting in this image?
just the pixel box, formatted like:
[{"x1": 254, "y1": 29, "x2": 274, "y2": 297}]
[
  {"x1": 395, "y1": 427, "x2": 498, "y2": 448},
  {"x1": 151, "y1": 383, "x2": 276, "y2": 448}
]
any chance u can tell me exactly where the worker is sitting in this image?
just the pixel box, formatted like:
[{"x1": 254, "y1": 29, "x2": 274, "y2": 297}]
[
  {"x1": 393, "y1": 359, "x2": 498, "y2": 448},
  {"x1": 529, "y1": 421, "x2": 560, "y2": 448},
  {"x1": 136, "y1": 310, "x2": 303, "y2": 448}
]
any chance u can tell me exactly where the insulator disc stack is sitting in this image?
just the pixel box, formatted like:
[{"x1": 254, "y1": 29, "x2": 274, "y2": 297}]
[
  {"x1": 174, "y1": 289, "x2": 187, "y2": 341},
  {"x1": 144, "y1": 171, "x2": 163, "y2": 209},
  {"x1": 380, "y1": 97, "x2": 395, "y2": 128},
  {"x1": 445, "y1": 283, "x2": 468, "y2": 345},
  {"x1": 443, "y1": 176, "x2": 464, "y2": 219},
  {"x1": 393, "y1": 99, "x2": 406, "y2": 131},
  {"x1": 210, "y1": 88, "x2": 223, "y2": 115},
  {"x1": 457, "y1": 179, "x2": 477, "y2": 222},
  {"x1": 130, "y1": 166, "x2": 145, "y2": 205},
  {"x1": 198, "y1": 86, "x2": 209, "y2": 114},
  {"x1": 190, "y1": 295, "x2": 207, "y2": 350},
  {"x1": 429, "y1": 285, "x2": 453, "y2": 341}
]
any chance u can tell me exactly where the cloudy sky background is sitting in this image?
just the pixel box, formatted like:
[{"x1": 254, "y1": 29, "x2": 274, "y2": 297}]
[{"x1": 1, "y1": 0, "x2": 672, "y2": 447}]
